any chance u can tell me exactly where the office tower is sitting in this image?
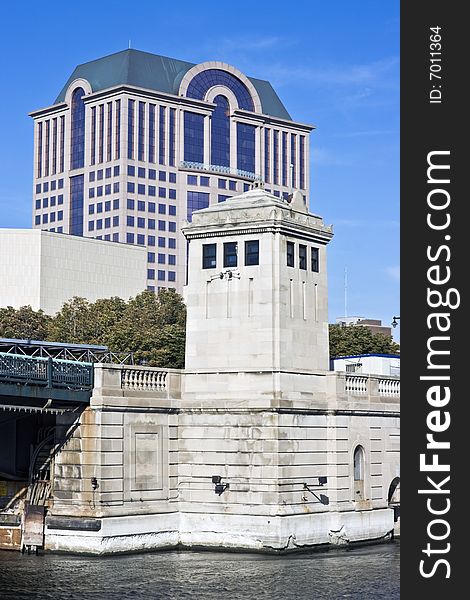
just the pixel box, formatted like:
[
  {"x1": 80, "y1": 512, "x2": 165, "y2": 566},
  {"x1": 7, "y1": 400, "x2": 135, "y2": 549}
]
[{"x1": 30, "y1": 50, "x2": 312, "y2": 291}]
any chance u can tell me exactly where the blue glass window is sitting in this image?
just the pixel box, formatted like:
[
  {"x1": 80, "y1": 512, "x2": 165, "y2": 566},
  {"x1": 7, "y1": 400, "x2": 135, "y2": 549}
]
[
  {"x1": 36, "y1": 184, "x2": 41, "y2": 194},
  {"x1": 127, "y1": 216, "x2": 134, "y2": 226},
  {"x1": 158, "y1": 253, "x2": 165, "y2": 264},
  {"x1": 51, "y1": 180, "x2": 56, "y2": 191},
  {"x1": 169, "y1": 205, "x2": 176, "y2": 216},
  {"x1": 243, "y1": 183, "x2": 250, "y2": 192},
  {"x1": 169, "y1": 172, "x2": 176, "y2": 183},
  {"x1": 43, "y1": 198, "x2": 48, "y2": 208},
  {"x1": 70, "y1": 175, "x2": 84, "y2": 235},
  {"x1": 149, "y1": 186, "x2": 156, "y2": 197},
  {"x1": 113, "y1": 216, "x2": 119, "y2": 226},
  {"x1": 37, "y1": 122, "x2": 42, "y2": 178},
  {"x1": 149, "y1": 168, "x2": 156, "y2": 180},
  {"x1": 218, "y1": 178, "x2": 226, "y2": 189},
  {"x1": 138, "y1": 167, "x2": 145, "y2": 178},
  {"x1": 128, "y1": 165, "x2": 135, "y2": 176},
  {"x1": 50, "y1": 212, "x2": 56, "y2": 223},
  {"x1": 35, "y1": 215, "x2": 40, "y2": 225},
  {"x1": 187, "y1": 175, "x2": 197, "y2": 185},
  {"x1": 43, "y1": 182, "x2": 49, "y2": 192},
  {"x1": 138, "y1": 184, "x2": 145, "y2": 195},
  {"x1": 159, "y1": 187, "x2": 166, "y2": 198},
  {"x1": 169, "y1": 108, "x2": 176, "y2": 166},
  {"x1": 115, "y1": 100, "x2": 121, "y2": 160},
  {"x1": 113, "y1": 199, "x2": 119, "y2": 210},
  {"x1": 264, "y1": 129, "x2": 270, "y2": 184},
  {"x1": 169, "y1": 189, "x2": 176, "y2": 200},
  {"x1": 273, "y1": 130, "x2": 279, "y2": 185},
  {"x1": 218, "y1": 195, "x2": 229, "y2": 203},
  {"x1": 282, "y1": 132, "x2": 288, "y2": 186},
  {"x1": 169, "y1": 238, "x2": 176, "y2": 249},
  {"x1": 114, "y1": 165, "x2": 120, "y2": 176},
  {"x1": 58, "y1": 195, "x2": 63, "y2": 205},
  {"x1": 211, "y1": 95, "x2": 230, "y2": 167},
  {"x1": 97, "y1": 202, "x2": 103, "y2": 213},
  {"x1": 311, "y1": 247, "x2": 319, "y2": 272},
  {"x1": 158, "y1": 270, "x2": 165, "y2": 281},
  {"x1": 70, "y1": 88, "x2": 85, "y2": 169},
  {"x1": 223, "y1": 242, "x2": 237, "y2": 268},
  {"x1": 113, "y1": 182, "x2": 119, "y2": 193},
  {"x1": 148, "y1": 269, "x2": 155, "y2": 280},
  {"x1": 168, "y1": 222, "x2": 176, "y2": 232},
  {"x1": 168, "y1": 255, "x2": 176, "y2": 266},
  {"x1": 107, "y1": 103, "x2": 113, "y2": 162},
  {"x1": 158, "y1": 204, "x2": 166, "y2": 214},
  {"x1": 159, "y1": 171, "x2": 166, "y2": 181},
  {"x1": 149, "y1": 104, "x2": 156, "y2": 163},
  {"x1": 184, "y1": 112, "x2": 204, "y2": 163},
  {"x1": 300, "y1": 136, "x2": 305, "y2": 189},
  {"x1": 158, "y1": 237, "x2": 165, "y2": 247},
  {"x1": 137, "y1": 217, "x2": 145, "y2": 228},
  {"x1": 88, "y1": 221, "x2": 94, "y2": 231},
  {"x1": 96, "y1": 219, "x2": 102, "y2": 230},
  {"x1": 229, "y1": 180, "x2": 237, "y2": 191},
  {"x1": 158, "y1": 220, "x2": 166, "y2": 231},
  {"x1": 89, "y1": 205, "x2": 94, "y2": 215},
  {"x1": 148, "y1": 252, "x2": 155, "y2": 263},
  {"x1": 187, "y1": 69, "x2": 254, "y2": 111},
  {"x1": 105, "y1": 167, "x2": 112, "y2": 178},
  {"x1": 137, "y1": 234, "x2": 145, "y2": 245},
  {"x1": 149, "y1": 202, "x2": 156, "y2": 213},
  {"x1": 168, "y1": 271, "x2": 176, "y2": 282},
  {"x1": 35, "y1": 199, "x2": 41, "y2": 209},
  {"x1": 57, "y1": 226, "x2": 63, "y2": 232},
  {"x1": 97, "y1": 170, "x2": 103, "y2": 180},
  {"x1": 138, "y1": 200, "x2": 145, "y2": 211},
  {"x1": 97, "y1": 186, "x2": 103, "y2": 197},
  {"x1": 138, "y1": 101, "x2": 145, "y2": 161},
  {"x1": 113, "y1": 233, "x2": 119, "y2": 242},
  {"x1": 105, "y1": 200, "x2": 111, "y2": 211},
  {"x1": 159, "y1": 106, "x2": 165, "y2": 165},
  {"x1": 127, "y1": 233, "x2": 134, "y2": 244},
  {"x1": 291, "y1": 134, "x2": 296, "y2": 188},
  {"x1": 105, "y1": 184, "x2": 111, "y2": 195},
  {"x1": 148, "y1": 235, "x2": 155, "y2": 246},
  {"x1": 237, "y1": 123, "x2": 255, "y2": 174},
  {"x1": 128, "y1": 100, "x2": 135, "y2": 159},
  {"x1": 50, "y1": 197, "x2": 56, "y2": 207},
  {"x1": 105, "y1": 217, "x2": 111, "y2": 228},
  {"x1": 200, "y1": 176, "x2": 209, "y2": 187},
  {"x1": 127, "y1": 182, "x2": 135, "y2": 193},
  {"x1": 104, "y1": 234, "x2": 110, "y2": 241},
  {"x1": 98, "y1": 104, "x2": 104, "y2": 163},
  {"x1": 187, "y1": 191, "x2": 209, "y2": 222}
]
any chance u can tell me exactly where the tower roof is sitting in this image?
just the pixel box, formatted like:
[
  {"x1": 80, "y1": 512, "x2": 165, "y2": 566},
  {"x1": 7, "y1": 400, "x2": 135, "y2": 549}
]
[{"x1": 54, "y1": 49, "x2": 292, "y2": 120}]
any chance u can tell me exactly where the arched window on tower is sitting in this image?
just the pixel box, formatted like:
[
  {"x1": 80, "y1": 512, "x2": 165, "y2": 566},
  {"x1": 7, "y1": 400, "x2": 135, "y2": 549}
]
[
  {"x1": 353, "y1": 445, "x2": 365, "y2": 501},
  {"x1": 211, "y1": 95, "x2": 230, "y2": 167},
  {"x1": 70, "y1": 87, "x2": 85, "y2": 169}
]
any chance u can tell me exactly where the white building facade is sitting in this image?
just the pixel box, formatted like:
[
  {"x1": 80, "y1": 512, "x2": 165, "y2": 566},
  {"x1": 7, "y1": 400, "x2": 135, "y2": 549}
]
[
  {"x1": 0, "y1": 229, "x2": 147, "y2": 314},
  {"x1": 30, "y1": 50, "x2": 312, "y2": 293}
]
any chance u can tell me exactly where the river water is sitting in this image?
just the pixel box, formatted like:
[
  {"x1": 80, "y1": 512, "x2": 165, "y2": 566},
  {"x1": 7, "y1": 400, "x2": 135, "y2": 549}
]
[{"x1": 0, "y1": 541, "x2": 399, "y2": 600}]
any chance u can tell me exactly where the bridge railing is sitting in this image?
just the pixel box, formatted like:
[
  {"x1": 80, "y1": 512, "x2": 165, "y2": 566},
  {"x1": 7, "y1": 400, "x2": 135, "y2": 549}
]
[{"x1": 0, "y1": 352, "x2": 93, "y2": 391}]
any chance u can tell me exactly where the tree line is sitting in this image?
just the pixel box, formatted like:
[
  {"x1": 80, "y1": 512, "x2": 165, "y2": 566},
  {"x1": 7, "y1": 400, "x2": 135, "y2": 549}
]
[{"x1": 0, "y1": 291, "x2": 398, "y2": 368}]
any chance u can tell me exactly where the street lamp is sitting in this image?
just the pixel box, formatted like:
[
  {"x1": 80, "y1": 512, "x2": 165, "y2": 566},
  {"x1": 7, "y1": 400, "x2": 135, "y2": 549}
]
[{"x1": 391, "y1": 316, "x2": 400, "y2": 328}]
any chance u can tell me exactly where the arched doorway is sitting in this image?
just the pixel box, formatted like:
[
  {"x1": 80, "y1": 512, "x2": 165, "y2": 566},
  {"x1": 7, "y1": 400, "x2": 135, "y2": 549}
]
[{"x1": 353, "y1": 445, "x2": 365, "y2": 501}]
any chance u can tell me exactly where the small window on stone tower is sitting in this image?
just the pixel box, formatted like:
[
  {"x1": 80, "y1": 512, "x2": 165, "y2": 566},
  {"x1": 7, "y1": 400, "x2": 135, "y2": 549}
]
[
  {"x1": 287, "y1": 241, "x2": 295, "y2": 267},
  {"x1": 245, "y1": 240, "x2": 259, "y2": 266},
  {"x1": 311, "y1": 247, "x2": 319, "y2": 272},
  {"x1": 202, "y1": 244, "x2": 217, "y2": 269},
  {"x1": 299, "y1": 245, "x2": 307, "y2": 270},
  {"x1": 353, "y1": 445, "x2": 365, "y2": 501},
  {"x1": 223, "y1": 242, "x2": 238, "y2": 268}
]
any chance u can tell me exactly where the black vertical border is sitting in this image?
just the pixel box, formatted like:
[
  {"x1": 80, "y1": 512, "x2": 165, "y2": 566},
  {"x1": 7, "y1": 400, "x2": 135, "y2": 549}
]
[{"x1": 401, "y1": 3, "x2": 466, "y2": 596}]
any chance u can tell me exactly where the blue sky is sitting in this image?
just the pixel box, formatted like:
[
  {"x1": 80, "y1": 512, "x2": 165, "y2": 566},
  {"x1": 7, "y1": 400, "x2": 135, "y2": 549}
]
[{"x1": 0, "y1": 1, "x2": 399, "y2": 337}]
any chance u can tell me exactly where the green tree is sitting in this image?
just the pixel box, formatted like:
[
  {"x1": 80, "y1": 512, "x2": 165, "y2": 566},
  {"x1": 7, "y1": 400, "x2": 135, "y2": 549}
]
[
  {"x1": 0, "y1": 306, "x2": 51, "y2": 340},
  {"x1": 329, "y1": 324, "x2": 400, "y2": 358}
]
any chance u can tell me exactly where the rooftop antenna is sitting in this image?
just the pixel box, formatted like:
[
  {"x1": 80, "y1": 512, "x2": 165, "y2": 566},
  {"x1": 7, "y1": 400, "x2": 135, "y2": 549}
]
[
  {"x1": 128, "y1": 39, "x2": 131, "y2": 49},
  {"x1": 344, "y1": 266, "x2": 348, "y2": 318}
]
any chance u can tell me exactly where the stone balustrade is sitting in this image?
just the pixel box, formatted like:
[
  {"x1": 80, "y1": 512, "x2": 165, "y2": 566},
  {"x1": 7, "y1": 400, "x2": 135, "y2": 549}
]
[
  {"x1": 342, "y1": 373, "x2": 400, "y2": 399},
  {"x1": 121, "y1": 368, "x2": 168, "y2": 391}
]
